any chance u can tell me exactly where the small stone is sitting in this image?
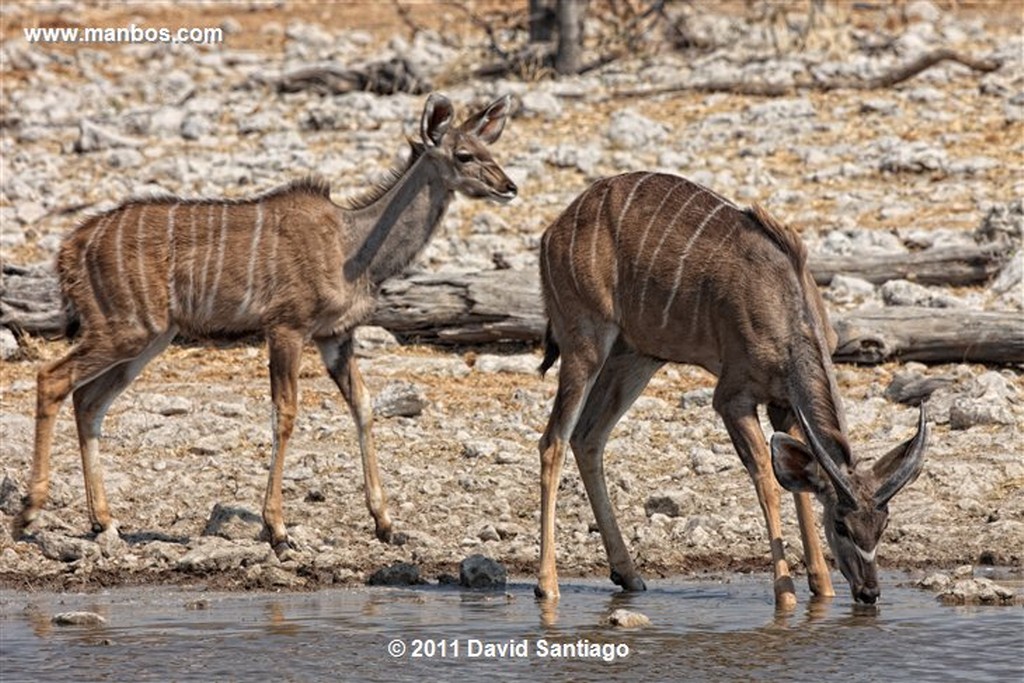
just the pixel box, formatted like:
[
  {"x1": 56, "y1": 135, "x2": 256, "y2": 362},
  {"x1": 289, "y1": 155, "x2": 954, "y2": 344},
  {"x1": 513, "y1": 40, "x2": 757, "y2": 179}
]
[
  {"x1": 202, "y1": 503, "x2": 263, "y2": 541},
  {"x1": 462, "y1": 440, "x2": 496, "y2": 459},
  {"x1": 74, "y1": 120, "x2": 141, "y2": 153},
  {"x1": 606, "y1": 608, "x2": 651, "y2": 628},
  {"x1": 645, "y1": 490, "x2": 694, "y2": 518},
  {"x1": 0, "y1": 475, "x2": 21, "y2": 515},
  {"x1": 880, "y1": 279, "x2": 962, "y2": 308},
  {"x1": 366, "y1": 561, "x2": 423, "y2": 586},
  {"x1": 181, "y1": 112, "x2": 210, "y2": 140},
  {"x1": 37, "y1": 532, "x2": 101, "y2": 563},
  {"x1": 459, "y1": 554, "x2": 507, "y2": 589},
  {"x1": 477, "y1": 525, "x2": 500, "y2": 542},
  {"x1": 373, "y1": 381, "x2": 426, "y2": 418},
  {"x1": 52, "y1": 611, "x2": 107, "y2": 626},
  {"x1": 0, "y1": 327, "x2": 20, "y2": 360},
  {"x1": 917, "y1": 572, "x2": 952, "y2": 591}
]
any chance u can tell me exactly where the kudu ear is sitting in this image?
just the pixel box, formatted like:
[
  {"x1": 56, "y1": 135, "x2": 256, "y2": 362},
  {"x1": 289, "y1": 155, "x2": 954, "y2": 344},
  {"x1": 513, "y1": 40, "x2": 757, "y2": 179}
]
[
  {"x1": 421, "y1": 93, "x2": 455, "y2": 147},
  {"x1": 873, "y1": 404, "x2": 929, "y2": 508},
  {"x1": 770, "y1": 433, "x2": 832, "y2": 495},
  {"x1": 459, "y1": 94, "x2": 512, "y2": 144}
]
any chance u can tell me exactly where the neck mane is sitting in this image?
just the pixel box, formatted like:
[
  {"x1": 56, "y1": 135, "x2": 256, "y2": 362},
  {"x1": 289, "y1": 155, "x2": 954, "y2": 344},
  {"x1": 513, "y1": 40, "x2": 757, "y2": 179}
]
[{"x1": 341, "y1": 141, "x2": 451, "y2": 285}]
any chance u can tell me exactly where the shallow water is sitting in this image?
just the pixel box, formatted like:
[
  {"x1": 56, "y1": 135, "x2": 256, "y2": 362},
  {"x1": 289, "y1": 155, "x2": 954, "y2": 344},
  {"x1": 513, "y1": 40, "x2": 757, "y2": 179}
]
[{"x1": 2, "y1": 574, "x2": 1021, "y2": 682}]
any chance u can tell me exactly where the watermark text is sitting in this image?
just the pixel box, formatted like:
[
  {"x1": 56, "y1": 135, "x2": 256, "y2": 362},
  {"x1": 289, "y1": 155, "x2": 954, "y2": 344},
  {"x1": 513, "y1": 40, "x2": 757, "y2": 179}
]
[{"x1": 23, "y1": 24, "x2": 224, "y2": 45}]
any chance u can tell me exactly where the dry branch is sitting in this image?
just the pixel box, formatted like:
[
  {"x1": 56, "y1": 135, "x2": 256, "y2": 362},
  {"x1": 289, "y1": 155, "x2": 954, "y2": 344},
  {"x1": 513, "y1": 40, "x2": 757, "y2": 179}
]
[
  {"x1": 606, "y1": 48, "x2": 1001, "y2": 100},
  {"x1": 268, "y1": 58, "x2": 430, "y2": 96}
]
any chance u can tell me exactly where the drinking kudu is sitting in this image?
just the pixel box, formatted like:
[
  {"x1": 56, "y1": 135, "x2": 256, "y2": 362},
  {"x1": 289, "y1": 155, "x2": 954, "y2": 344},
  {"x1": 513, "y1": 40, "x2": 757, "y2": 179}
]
[{"x1": 535, "y1": 172, "x2": 926, "y2": 607}]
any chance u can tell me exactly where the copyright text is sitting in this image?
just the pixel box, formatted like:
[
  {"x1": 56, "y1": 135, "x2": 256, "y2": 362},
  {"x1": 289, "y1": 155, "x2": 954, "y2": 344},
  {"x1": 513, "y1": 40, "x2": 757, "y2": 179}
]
[{"x1": 388, "y1": 637, "x2": 631, "y2": 662}]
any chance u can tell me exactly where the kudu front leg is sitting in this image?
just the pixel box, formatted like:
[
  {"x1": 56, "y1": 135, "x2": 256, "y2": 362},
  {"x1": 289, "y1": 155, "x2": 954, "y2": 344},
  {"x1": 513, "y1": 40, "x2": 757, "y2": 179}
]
[
  {"x1": 317, "y1": 336, "x2": 394, "y2": 544},
  {"x1": 264, "y1": 328, "x2": 304, "y2": 555},
  {"x1": 718, "y1": 399, "x2": 798, "y2": 610},
  {"x1": 768, "y1": 404, "x2": 835, "y2": 598}
]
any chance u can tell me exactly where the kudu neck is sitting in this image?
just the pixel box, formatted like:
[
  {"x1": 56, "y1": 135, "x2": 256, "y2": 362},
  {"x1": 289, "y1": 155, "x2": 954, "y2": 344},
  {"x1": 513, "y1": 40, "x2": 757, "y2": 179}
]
[
  {"x1": 788, "y1": 339, "x2": 852, "y2": 466},
  {"x1": 343, "y1": 152, "x2": 452, "y2": 286}
]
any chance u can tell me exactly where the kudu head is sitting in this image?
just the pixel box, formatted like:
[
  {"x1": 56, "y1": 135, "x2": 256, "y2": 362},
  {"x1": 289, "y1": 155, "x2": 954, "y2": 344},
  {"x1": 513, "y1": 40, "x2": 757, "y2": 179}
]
[
  {"x1": 416, "y1": 93, "x2": 518, "y2": 203},
  {"x1": 770, "y1": 405, "x2": 928, "y2": 604}
]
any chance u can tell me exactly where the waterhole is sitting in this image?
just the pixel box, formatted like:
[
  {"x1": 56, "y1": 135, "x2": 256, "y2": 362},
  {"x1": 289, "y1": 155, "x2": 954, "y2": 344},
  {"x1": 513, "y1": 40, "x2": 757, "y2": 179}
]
[{"x1": 2, "y1": 574, "x2": 1021, "y2": 682}]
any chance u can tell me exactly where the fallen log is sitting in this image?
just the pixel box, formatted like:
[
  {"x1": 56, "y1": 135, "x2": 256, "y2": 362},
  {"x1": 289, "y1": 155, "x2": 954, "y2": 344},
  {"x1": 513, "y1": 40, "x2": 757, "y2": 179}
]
[
  {"x1": 831, "y1": 308, "x2": 1024, "y2": 365},
  {"x1": 2, "y1": 260, "x2": 1020, "y2": 365},
  {"x1": 810, "y1": 245, "x2": 1008, "y2": 286}
]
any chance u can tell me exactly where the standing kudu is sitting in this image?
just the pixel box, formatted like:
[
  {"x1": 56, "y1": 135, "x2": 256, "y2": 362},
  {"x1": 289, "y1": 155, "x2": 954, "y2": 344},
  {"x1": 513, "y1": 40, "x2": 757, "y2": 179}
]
[
  {"x1": 536, "y1": 172, "x2": 926, "y2": 607},
  {"x1": 14, "y1": 93, "x2": 517, "y2": 554}
]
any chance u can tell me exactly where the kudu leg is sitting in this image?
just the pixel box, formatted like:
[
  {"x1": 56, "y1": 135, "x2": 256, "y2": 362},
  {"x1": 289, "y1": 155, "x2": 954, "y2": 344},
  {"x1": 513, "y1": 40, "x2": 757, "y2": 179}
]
[
  {"x1": 264, "y1": 328, "x2": 303, "y2": 554},
  {"x1": 570, "y1": 341, "x2": 662, "y2": 592},
  {"x1": 71, "y1": 329, "x2": 176, "y2": 537},
  {"x1": 716, "y1": 397, "x2": 798, "y2": 610},
  {"x1": 14, "y1": 350, "x2": 80, "y2": 536},
  {"x1": 317, "y1": 336, "x2": 394, "y2": 544},
  {"x1": 536, "y1": 327, "x2": 616, "y2": 600},
  {"x1": 768, "y1": 404, "x2": 835, "y2": 598},
  {"x1": 15, "y1": 333, "x2": 169, "y2": 537}
]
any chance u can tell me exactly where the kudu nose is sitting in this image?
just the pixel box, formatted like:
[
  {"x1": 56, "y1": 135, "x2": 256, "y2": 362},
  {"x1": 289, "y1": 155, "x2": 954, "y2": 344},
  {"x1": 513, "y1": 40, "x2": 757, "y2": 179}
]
[
  {"x1": 857, "y1": 583, "x2": 880, "y2": 604},
  {"x1": 503, "y1": 178, "x2": 518, "y2": 198}
]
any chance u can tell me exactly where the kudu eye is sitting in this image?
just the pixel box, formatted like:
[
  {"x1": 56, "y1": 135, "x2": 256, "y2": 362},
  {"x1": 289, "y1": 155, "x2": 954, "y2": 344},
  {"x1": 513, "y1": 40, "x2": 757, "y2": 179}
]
[
  {"x1": 454, "y1": 150, "x2": 474, "y2": 163},
  {"x1": 834, "y1": 519, "x2": 850, "y2": 538}
]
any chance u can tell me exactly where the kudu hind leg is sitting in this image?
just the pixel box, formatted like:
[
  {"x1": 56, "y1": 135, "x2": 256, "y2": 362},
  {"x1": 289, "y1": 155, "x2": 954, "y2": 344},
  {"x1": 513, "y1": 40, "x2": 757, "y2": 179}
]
[
  {"x1": 768, "y1": 404, "x2": 835, "y2": 598},
  {"x1": 317, "y1": 336, "x2": 394, "y2": 544},
  {"x1": 570, "y1": 343, "x2": 662, "y2": 592},
  {"x1": 717, "y1": 396, "x2": 798, "y2": 610},
  {"x1": 14, "y1": 350, "x2": 80, "y2": 536},
  {"x1": 536, "y1": 325, "x2": 616, "y2": 600},
  {"x1": 70, "y1": 329, "x2": 176, "y2": 536}
]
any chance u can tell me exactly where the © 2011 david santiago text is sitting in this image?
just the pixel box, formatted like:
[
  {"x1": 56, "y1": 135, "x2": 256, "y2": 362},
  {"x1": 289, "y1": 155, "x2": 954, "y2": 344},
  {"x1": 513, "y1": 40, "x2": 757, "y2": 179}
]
[{"x1": 387, "y1": 637, "x2": 631, "y2": 662}]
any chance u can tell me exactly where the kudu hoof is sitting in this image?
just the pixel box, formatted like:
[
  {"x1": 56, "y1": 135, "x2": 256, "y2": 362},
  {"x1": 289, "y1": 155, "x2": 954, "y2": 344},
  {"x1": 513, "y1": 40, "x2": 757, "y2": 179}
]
[
  {"x1": 534, "y1": 584, "x2": 559, "y2": 601},
  {"x1": 271, "y1": 539, "x2": 296, "y2": 561},
  {"x1": 611, "y1": 570, "x2": 647, "y2": 592},
  {"x1": 10, "y1": 509, "x2": 35, "y2": 539}
]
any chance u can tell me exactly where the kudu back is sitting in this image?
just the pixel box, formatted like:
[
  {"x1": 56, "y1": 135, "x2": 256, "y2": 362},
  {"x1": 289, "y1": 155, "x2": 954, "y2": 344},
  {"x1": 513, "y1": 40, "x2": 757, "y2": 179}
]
[
  {"x1": 15, "y1": 93, "x2": 517, "y2": 554},
  {"x1": 536, "y1": 171, "x2": 926, "y2": 607}
]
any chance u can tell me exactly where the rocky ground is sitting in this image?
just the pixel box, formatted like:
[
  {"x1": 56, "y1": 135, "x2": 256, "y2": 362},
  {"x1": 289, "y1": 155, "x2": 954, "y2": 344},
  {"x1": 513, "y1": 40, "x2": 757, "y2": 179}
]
[{"x1": 0, "y1": 1, "x2": 1021, "y2": 601}]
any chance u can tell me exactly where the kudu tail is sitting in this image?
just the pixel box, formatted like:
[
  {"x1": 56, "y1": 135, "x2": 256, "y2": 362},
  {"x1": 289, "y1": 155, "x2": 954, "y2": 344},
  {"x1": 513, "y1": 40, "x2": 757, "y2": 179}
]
[{"x1": 538, "y1": 321, "x2": 561, "y2": 376}]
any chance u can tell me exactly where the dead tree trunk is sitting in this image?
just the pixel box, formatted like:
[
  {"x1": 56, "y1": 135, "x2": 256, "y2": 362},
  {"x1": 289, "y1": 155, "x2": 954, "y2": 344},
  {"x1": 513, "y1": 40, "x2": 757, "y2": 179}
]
[
  {"x1": 529, "y1": 0, "x2": 557, "y2": 43},
  {"x1": 2, "y1": 255, "x2": 1019, "y2": 364},
  {"x1": 555, "y1": 0, "x2": 585, "y2": 75}
]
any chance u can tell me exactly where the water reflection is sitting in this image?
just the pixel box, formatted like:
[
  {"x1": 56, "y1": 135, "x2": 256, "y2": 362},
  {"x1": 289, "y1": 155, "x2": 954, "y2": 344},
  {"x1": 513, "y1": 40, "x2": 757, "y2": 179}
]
[{"x1": 3, "y1": 577, "x2": 1021, "y2": 683}]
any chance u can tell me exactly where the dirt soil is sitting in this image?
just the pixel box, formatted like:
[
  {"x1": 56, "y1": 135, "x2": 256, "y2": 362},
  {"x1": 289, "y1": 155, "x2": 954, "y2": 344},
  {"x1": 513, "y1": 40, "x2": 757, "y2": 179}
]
[{"x1": 0, "y1": 1, "x2": 1021, "y2": 599}]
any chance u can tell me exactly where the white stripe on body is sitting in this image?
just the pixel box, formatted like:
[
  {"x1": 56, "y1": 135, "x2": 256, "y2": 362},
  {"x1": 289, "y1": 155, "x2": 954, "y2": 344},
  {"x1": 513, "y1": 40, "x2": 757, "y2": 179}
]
[
  {"x1": 166, "y1": 204, "x2": 180, "y2": 317},
  {"x1": 685, "y1": 221, "x2": 740, "y2": 342},
  {"x1": 636, "y1": 189, "x2": 706, "y2": 321},
  {"x1": 613, "y1": 173, "x2": 653, "y2": 244},
  {"x1": 239, "y1": 202, "x2": 265, "y2": 317},
  {"x1": 566, "y1": 192, "x2": 586, "y2": 296},
  {"x1": 80, "y1": 213, "x2": 114, "y2": 309},
  {"x1": 660, "y1": 203, "x2": 726, "y2": 328},
  {"x1": 134, "y1": 206, "x2": 159, "y2": 331},
  {"x1": 588, "y1": 186, "x2": 611, "y2": 295},
  {"x1": 186, "y1": 204, "x2": 198, "y2": 316},
  {"x1": 113, "y1": 207, "x2": 137, "y2": 320},
  {"x1": 541, "y1": 230, "x2": 565, "y2": 320},
  {"x1": 205, "y1": 204, "x2": 229, "y2": 320},
  {"x1": 197, "y1": 204, "x2": 217, "y2": 321}
]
